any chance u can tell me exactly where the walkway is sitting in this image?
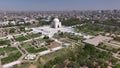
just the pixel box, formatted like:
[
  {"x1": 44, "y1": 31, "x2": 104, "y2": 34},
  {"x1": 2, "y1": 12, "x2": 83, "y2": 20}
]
[{"x1": 2, "y1": 61, "x2": 21, "y2": 68}]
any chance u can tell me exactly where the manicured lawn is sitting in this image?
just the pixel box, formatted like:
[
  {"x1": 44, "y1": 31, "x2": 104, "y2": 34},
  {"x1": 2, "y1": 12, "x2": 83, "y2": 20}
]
[
  {"x1": 36, "y1": 38, "x2": 45, "y2": 43},
  {"x1": 0, "y1": 47, "x2": 17, "y2": 53},
  {"x1": 26, "y1": 47, "x2": 48, "y2": 53},
  {"x1": 0, "y1": 40, "x2": 10, "y2": 46},
  {"x1": 1, "y1": 51, "x2": 22, "y2": 64},
  {"x1": 29, "y1": 33, "x2": 41, "y2": 38},
  {"x1": 21, "y1": 42, "x2": 32, "y2": 48},
  {"x1": 21, "y1": 41, "x2": 48, "y2": 53},
  {"x1": 14, "y1": 36, "x2": 28, "y2": 42}
]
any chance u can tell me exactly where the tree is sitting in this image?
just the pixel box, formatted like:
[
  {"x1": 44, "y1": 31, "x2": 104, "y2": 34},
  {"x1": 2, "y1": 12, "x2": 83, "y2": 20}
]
[
  {"x1": 114, "y1": 63, "x2": 120, "y2": 68},
  {"x1": 86, "y1": 60, "x2": 94, "y2": 68},
  {"x1": 9, "y1": 28, "x2": 16, "y2": 33},
  {"x1": 67, "y1": 62, "x2": 80, "y2": 68},
  {"x1": 43, "y1": 36, "x2": 49, "y2": 39},
  {"x1": 19, "y1": 26, "x2": 25, "y2": 32},
  {"x1": 62, "y1": 18, "x2": 80, "y2": 26}
]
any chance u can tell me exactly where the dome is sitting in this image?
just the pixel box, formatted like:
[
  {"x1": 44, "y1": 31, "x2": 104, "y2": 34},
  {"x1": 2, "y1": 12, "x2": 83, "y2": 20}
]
[{"x1": 53, "y1": 18, "x2": 60, "y2": 22}]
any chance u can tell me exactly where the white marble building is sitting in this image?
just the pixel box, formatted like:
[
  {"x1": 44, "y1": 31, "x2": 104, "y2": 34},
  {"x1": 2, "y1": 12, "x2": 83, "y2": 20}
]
[
  {"x1": 51, "y1": 18, "x2": 62, "y2": 28},
  {"x1": 31, "y1": 17, "x2": 73, "y2": 37}
]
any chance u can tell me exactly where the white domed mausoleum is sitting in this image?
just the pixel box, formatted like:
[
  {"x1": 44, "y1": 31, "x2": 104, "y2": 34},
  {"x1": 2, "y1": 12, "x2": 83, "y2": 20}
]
[
  {"x1": 51, "y1": 18, "x2": 62, "y2": 28},
  {"x1": 32, "y1": 17, "x2": 73, "y2": 37}
]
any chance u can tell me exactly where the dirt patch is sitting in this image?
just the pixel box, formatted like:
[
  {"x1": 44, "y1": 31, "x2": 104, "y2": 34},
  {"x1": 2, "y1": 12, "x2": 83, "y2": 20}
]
[
  {"x1": 29, "y1": 64, "x2": 37, "y2": 68},
  {"x1": 40, "y1": 57, "x2": 46, "y2": 64},
  {"x1": 48, "y1": 42, "x2": 60, "y2": 49}
]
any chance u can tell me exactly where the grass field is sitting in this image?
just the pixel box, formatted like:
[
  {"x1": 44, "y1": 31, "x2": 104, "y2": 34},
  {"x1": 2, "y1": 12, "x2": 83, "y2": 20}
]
[
  {"x1": 1, "y1": 51, "x2": 22, "y2": 64},
  {"x1": 29, "y1": 33, "x2": 41, "y2": 38},
  {"x1": 21, "y1": 42, "x2": 48, "y2": 53},
  {"x1": 26, "y1": 47, "x2": 48, "y2": 53},
  {"x1": 21, "y1": 42, "x2": 32, "y2": 48},
  {"x1": 0, "y1": 47, "x2": 18, "y2": 53},
  {"x1": 0, "y1": 40, "x2": 10, "y2": 46},
  {"x1": 14, "y1": 36, "x2": 28, "y2": 42}
]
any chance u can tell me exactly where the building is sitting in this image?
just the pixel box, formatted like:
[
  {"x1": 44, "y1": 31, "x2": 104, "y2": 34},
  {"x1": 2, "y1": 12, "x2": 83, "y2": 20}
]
[
  {"x1": 10, "y1": 21, "x2": 16, "y2": 25},
  {"x1": 32, "y1": 17, "x2": 73, "y2": 37},
  {"x1": 83, "y1": 35, "x2": 113, "y2": 46},
  {"x1": 0, "y1": 21, "x2": 9, "y2": 26},
  {"x1": 51, "y1": 18, "x2": 62, "y2": 28},
  {"x1": 25, "y1": 54, "x2": 36, "y2": 60}
]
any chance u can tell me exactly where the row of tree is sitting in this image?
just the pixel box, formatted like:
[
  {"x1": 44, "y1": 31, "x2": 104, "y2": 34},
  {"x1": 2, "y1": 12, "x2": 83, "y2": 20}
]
[
  {"x1": 62, "y1": 18, "x2": 81, "y2": 26},
  {"x1": 75, "y1": 22, "x2": 120, "y2": 35},
  {"x1": 44, "y1": 44, "x2": 120, "y2": 68}
]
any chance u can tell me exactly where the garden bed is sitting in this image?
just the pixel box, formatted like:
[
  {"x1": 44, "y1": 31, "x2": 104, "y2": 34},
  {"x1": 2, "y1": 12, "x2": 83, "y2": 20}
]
[
  {"x1": 14, "y1": 36, "x2": 28, "y2": 42},
  {"x1": 1, "y1": 51, "x2": 22, "y2": 64}
]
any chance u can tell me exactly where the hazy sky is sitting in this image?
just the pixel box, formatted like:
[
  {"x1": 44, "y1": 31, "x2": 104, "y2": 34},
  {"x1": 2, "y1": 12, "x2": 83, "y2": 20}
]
[{"x1": 0, "y1": 0, "x2": 120, "y2": 11}]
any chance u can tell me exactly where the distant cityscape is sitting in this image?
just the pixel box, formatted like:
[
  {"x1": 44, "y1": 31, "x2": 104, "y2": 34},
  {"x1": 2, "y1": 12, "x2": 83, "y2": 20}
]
[
  {"x1": 0, "y1": 9, "x2": 120, "y2": 27},
  {"x1": 0, "y1": 5, "x2": 120, "y2": 68}
]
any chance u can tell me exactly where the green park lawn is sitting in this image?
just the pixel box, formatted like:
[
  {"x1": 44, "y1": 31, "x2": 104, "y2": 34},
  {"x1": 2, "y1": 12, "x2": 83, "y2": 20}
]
[
  {"x1": 14, "y1": 36, "x2": 28, "y2": 42},
  {"x1": 1, "y1": 51, "x2": 22, "y2": 64},
  {"x1": 21, "y1": 41, "x2": 48, "y2": 53},
  {"x1": 0, "y1": 40, "x2": 10, "y2": 46},
  {"x1": 21, "y1": 42, "x2": 32, "y2": 48},
  {"x1": 29, "y1": 33, "x2": 41, "y2": 38},
  {"x1": 26, "y1": 47, "x2": 48, "y2": 53},
  {"x1": 0, "y1": 47, "x2": 18, "y2": 53},
  {"x1": 0, "y1": 47, "x2": 19, "y2": 64}
]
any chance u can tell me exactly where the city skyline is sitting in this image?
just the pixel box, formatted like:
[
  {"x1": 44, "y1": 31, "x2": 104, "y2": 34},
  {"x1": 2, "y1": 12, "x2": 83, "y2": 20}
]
[{"x1": 0, "y1": 0, "x2": 120, "y2": 11}]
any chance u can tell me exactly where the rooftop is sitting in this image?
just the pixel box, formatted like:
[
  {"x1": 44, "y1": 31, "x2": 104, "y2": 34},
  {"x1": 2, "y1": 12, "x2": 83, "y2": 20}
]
[{"x1": 83, "y1": 35, "x2": 113, "y2": 46}]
